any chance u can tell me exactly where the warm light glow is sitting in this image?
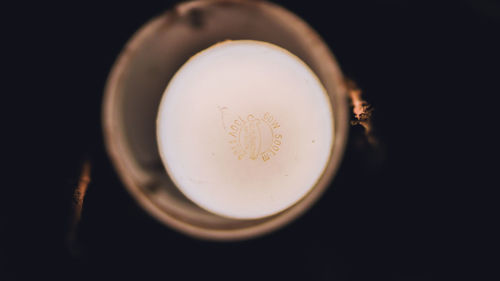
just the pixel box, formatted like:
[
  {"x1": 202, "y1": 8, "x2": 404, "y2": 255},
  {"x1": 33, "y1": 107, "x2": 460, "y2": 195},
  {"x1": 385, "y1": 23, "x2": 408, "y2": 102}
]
[{"x1": 157, "y1": 40, "x2": 334, "y2": 219}]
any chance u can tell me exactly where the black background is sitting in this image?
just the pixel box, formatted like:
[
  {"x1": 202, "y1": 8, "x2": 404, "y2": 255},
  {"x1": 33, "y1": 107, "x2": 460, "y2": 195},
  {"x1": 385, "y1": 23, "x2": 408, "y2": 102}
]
[{"x1": 2, "y1": 0, "x2": 498, "y2": 280}]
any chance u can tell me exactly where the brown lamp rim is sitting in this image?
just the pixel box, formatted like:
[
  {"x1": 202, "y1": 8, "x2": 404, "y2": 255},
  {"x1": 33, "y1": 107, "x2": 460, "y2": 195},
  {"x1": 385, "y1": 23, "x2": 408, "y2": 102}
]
[{"x1": 102, "y1": 0, "x2": 349, "y2": 241}]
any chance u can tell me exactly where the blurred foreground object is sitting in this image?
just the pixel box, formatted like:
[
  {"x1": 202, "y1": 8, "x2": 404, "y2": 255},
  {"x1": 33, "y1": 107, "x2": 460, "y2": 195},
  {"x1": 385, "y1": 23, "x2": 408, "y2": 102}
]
[{"x1": 102, "y1": 0, "x2": 349, "y2": 240}]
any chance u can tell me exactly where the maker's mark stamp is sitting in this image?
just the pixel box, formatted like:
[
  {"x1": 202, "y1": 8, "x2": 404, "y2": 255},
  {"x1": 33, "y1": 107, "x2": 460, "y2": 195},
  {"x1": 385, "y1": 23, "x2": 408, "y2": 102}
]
[{"x1": 221, "y1": 109, "x2": 282, "y2": 162}]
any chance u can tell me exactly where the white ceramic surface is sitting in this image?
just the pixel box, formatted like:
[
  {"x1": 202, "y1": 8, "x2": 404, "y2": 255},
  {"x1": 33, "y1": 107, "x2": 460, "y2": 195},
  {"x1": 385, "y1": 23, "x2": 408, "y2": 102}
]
[{"x1": 157, "y1": 40, "x2": 334, "y2": 219}]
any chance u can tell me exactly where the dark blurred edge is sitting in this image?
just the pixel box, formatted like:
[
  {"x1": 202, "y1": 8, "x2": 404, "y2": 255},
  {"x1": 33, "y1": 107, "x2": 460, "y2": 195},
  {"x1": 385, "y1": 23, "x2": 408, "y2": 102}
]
[{"x1": 2, "y1": 0, "x2": 498, "y2": 280}]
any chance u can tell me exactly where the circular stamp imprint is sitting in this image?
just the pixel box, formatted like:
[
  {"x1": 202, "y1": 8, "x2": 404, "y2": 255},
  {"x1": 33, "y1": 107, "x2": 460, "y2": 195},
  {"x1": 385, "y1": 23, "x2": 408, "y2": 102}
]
[{"x1": 221, "y1": 109, "x2": 283, "y2": 162}]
